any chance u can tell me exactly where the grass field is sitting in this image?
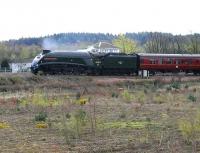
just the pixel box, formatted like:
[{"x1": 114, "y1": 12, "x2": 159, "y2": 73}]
[{"x1": 1, "y1": 73, "x2": 200, "y2": 152}]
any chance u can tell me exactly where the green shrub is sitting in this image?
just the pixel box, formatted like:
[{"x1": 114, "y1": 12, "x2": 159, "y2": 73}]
[
  {"x1": 111, "y1": 92, "x2": 119, "y2": 98},
  {"x1": 144, "y1": 89, "x2": 148, "y2": 94},
  {"x1": 136, "y1": 91, "x2": 145, "y2": 104},
  {"x1": 29, "y1": 75, "x2": 43, "y2": 83},
  {"x1": 0, "y1": 77, "x2": 10, "y2": 85},
  {"x1": 178, "y1": 110, "x2": 200, "y2": 143},
  {"x1": 74, "y1": 109, "x2": 87, "y2": 126},
  {"x1": 188, "y1": 94, "x2": 197, "y2": 102},
  {"x1": 0, "y1": 122, "x2": 10, "y2": 129},
  {"x1": 153, "y1": 94, "x2": 165, "y2": 104},
  {"x1": 75, "y1": 92, "x2": 81, "y2": 100},
  {"x1": 1, "y1": 59, "x2": 10, "y2": 69},
  {"x1": 61, "y1": 123, "x2": 76, "y2": 144},
  {"x1": 121, "y1": 90, "x2": 132, "y2": 103},
  {"x1": 61, "y1": 109, "x2": 87, "y2": 144},
  {"x1": 184, "y1": 84, "x2": 189, "y2": 89},
  {"x1": 166, "y1": 86, "x2": 172, "y2": 91},
  {"x1": 65, "y1": 113, "x2": 71, "y2": 119},
  {"x1": 178, "y1": 119, "x2": 200, "y2": 143},
  {"x1": 153, "y1": 79, "x2": 162, "y2": 88},
  {"x1": 20, "y1": 90, "x2": 62, "y2": 107},
  {"x1": 9, "y1": 76, "x2": 22, "y2": 84},
  {"x1": 170, "y1": 82, "x2": 180, "y2": 89},
  {"x1": 119, "y1": 110, "x2": 126, "y2": 119},
  {"x1": 35, "y1": 112, "x2": 48, "y2": 122}
]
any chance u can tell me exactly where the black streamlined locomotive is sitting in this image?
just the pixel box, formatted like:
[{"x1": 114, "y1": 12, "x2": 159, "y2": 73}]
[{"x1": 31, "y1": 50, "x2": 139, "y2": 75}]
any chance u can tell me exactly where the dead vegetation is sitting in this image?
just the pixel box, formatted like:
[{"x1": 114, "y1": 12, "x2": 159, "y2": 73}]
[{"x1": 1, "y1": 73, "x2": 200, "y2": 152}]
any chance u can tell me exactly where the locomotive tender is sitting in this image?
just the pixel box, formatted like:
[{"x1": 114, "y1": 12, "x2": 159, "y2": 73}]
[{"x1": 31, "y1": 50, "x2": 200, "y2": 75}]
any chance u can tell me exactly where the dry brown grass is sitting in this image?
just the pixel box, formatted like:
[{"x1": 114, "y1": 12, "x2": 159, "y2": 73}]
[{"x1": 0, "y1": 73, "x2": 200, "y2": 152}]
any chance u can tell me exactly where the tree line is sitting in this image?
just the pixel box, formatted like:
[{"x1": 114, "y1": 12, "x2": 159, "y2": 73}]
[{"x1": 1, "y1": 32, "x2": 200, "y2": 68}]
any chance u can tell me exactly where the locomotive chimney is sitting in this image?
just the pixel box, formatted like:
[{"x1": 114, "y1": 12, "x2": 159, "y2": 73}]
[{"x1": 42, "y1": 49, "x2": 51, "y2": 54}]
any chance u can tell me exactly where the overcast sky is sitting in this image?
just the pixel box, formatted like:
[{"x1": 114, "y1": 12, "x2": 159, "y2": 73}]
[{"x1": 0, "y1": 0, "x2": 200, "y2": 41}]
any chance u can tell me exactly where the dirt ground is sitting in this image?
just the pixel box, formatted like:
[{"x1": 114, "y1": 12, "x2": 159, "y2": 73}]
[{"x1": 1, "y1": 73, "x2": 200, "y2": 152}]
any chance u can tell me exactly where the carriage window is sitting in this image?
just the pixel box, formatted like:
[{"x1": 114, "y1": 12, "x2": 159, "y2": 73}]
[
  {"x1": 188, "y1": 60, "x2": 192, "y2": 64},
  {"x1": 158, "y1": 58, "x2": 162, "y2": 64},
  {"x1": 176, "y1": 59, "x2": 181, "y2": 64},
  {"x1": 172, "y1": 59, "x2": 176, "y2": 64},
  {"x1": 181, "y1": 60, "x2": 191, "y2": 64},
  {"x1": 150, "y1": 59, "x2": 156, "y2": 64},
  {"x1": 166, "y1": 58, "x2": 172, "y2": 64}
]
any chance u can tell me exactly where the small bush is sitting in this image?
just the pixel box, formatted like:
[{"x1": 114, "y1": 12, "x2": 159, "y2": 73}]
[
  {"x1": 166, "y1": 86, "x2": 172, "y2": 91},
  {"x1": 0, "y1": 109, "x2": 6, "y2": 115},
  {"x1": 170, "y1": 82, "x2": 180, "y2": 89},
  {"x1": 144, "y1": 89, "x2": 148, "y2": 94},
  {"x1": 0, "y1": 77, "x2": 10, "y2": 85},
  {"x1": 9, "y1": 76, "x2": 22, "y2": 84},
  {"x1": 1, "y1": 59, "x2": 10, "y2": 69},
  {"x1": 61, "y1": 109, "x2": 87, "y2": 144},
  {"x1": 20, "y1": 90, "x2": 62, "y2": 107},
  {"x1": 178, "y1": 119, "x2": 200, "y2": 143},
  {"x1": 111, "y1": 92, "x2": 119, "y2": 98},
  {"x1": 121, "y1": 90, "x2": 146, "y2": 104},
  {"x1": 35, "y1": 112, "x2": 48, "y2": 122},
  {"x1": 153, "y1": 94, "x2": 165, "y2": 104},
  {"x1": 29, "y1": 75, "x2": 43, "y2": 83},
  {"x1": 74, "y1": 109, "x2": 87, "y2": 126},
  {"x1": 75, "y1": 92, "x2": 81, "y2": 100},
  {"x1": 0, "y1": 122, "x2": 10, "y2": 129},
  {"x1": 61, "y1": 122, "x2": 76, "y2": 144},
  {"x1": 35, "y1": 122, "x2": 48, "y2": 128},
  {"x1": 119, "y1": 110, "x2": 126, "y2": 119},
  {"x1": 136, "y1": 91, "x2": 145, "y2": 104},
  {"x1": 121, "y1": 90, "x2": 132, "y2": 103},
  {"x1": 178, "y1": 110, "x2": 200, "y2": 143},
  {"x1": 65, "y1": 113, "x2": 71, "y2": 119},
  {"x1": 76, "y1": 98, "x2": 89, "y2": 105},
  {"x1": 184, "y1": 84, "x2": 189, "y2": 89},
  {"x1": 188, "y1": 94, "x2": 197, "y2": 102},
  {"x1": 153, "y1": 79, "x2": 162, "y2": 88}
]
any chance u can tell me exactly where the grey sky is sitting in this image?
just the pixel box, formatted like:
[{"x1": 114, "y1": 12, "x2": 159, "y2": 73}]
[{"x1": 0, "y1": 0, "x2": 200, "y2": 40}]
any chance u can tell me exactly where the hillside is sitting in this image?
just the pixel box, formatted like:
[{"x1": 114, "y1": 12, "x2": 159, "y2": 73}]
[{"x1": 0, "y1": 32, "x2": 200, "y2": 65}]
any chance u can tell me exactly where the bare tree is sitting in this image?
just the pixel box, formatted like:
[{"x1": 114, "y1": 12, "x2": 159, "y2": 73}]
[{"x1": 189, "y1": 33, "x2": 200, "y2": 53}]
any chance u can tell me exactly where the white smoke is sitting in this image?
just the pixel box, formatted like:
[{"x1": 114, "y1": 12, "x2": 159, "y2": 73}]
[
  {"x1": 42, "y1": 38, "x2": 90, "y2": 52},
  {"x1": 42, "y1": 38, "x2": 59, "y2": 50}
]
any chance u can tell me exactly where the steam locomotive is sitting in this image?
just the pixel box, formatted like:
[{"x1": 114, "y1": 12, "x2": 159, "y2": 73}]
[{"x1": 31, "y1": 50, "x2": 200, "y2": 75}]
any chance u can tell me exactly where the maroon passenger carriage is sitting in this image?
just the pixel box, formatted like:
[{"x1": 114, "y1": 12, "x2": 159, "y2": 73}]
[{"x1": 138, "y1": 53, "x2": 200, "y2": 75}]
